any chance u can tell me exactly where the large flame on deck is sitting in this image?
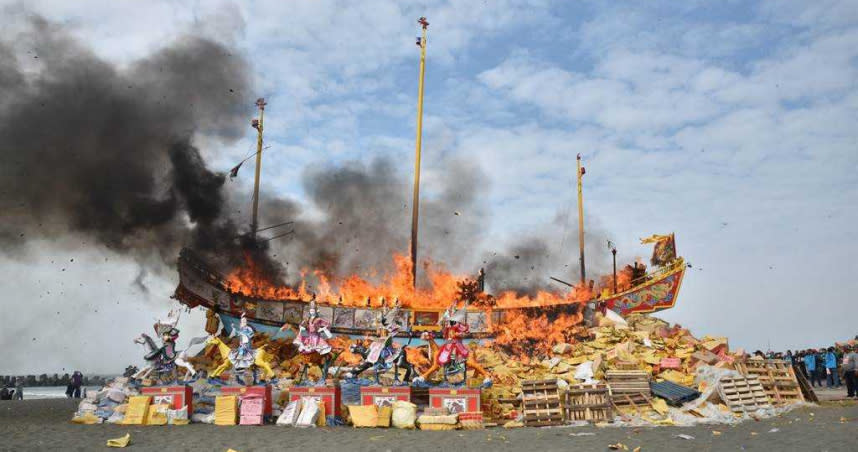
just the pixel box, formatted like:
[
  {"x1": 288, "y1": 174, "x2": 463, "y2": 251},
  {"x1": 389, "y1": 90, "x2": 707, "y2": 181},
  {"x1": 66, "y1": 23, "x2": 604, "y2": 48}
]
[
  {"x1": 225, "y1": 252, "x2": 604, "y2": 357},
  {"x1": 225, "y1": 253, "x2": 591, "y2": 309}
]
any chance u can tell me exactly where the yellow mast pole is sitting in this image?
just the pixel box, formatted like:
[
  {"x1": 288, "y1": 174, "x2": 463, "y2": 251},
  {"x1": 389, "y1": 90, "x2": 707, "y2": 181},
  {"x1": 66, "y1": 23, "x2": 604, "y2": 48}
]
[
  {"x1": 410, "y1": 17, "x2": 429, "y2": 289},
  {"x1": 251, "y1": 97, "x2": 267, "y2": 237},
  {"x1": 577, "y1": 153, "x2": 586, "y2": 286}
]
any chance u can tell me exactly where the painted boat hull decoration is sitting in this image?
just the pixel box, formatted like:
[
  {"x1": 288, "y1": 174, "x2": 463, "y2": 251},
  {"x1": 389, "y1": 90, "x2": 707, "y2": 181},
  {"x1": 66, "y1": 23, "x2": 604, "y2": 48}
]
[{"x1": 173, "y1": 249, "x2": 686, "y2": 341}]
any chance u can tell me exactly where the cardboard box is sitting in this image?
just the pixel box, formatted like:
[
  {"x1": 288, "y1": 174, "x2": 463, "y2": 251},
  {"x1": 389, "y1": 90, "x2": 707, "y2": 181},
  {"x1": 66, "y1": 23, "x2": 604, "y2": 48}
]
[
  {"x1": 221, "y1": 385, "x2": 272, "y2": 416},
  {"x1": 141, "y1": 385, "x2": 193, "y2": 415},
  {"x1": 691, "y1": 350, "x2": 719, "y2": 365},
  {"x1": 360, "y1": 386, "x2": 411, "y2": 407},
  {"x1": 429, "y1": 388, "x2": 481, "y2": 414},
  {"x1": 290, "y1": 385, "x2": 342, "y2": 417}
]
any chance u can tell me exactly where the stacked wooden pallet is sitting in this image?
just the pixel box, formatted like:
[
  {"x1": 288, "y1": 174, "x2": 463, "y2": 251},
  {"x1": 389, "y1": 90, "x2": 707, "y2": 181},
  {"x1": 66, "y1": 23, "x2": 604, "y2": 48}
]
[
  {"x1": 520, "y1": 379, "x2": 564, "y2": 427},
  {"x1": 605, "y1": 370, "x2": 652, "y2": 409},
  {"x1": 565, "y1": 383, "x2": 613, "y2": 422},
  {"x1": 717, "y1": 375, "x2": 772, "y2": 413},
  {"x1": 793, "y1": 365, "x2": 819, "y2": 403},
  {"x1": 736, "y1": 359, "x2": 805, "y2": 405}
]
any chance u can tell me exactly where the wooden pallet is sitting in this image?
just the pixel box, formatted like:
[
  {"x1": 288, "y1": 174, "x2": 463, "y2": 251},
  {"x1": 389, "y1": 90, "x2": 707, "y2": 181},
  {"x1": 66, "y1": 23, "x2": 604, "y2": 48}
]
[
  {"x1": 610, "y1": 392, "x2": 652, "y2": 410},
  {"x1": 792, "y1": 364, "x2": 819, "y2": 403},
  {"x1": 520, "y1": 379, "x2": 564, "y2": 427},
  {"x1": 565, "y1": 383, "x2": 613, "y2": 422},
  {"x1": 606, "y1": 370, "x2": 652, "y2": 411},
  {"x1": 718, "y1": 375, "x2": 772, "y2": 413},
  {"x1": 736, "y1": 359, "x2": 805, "y2": 405},
  {"x1": 606, "y1": 370, "x2": 651, "y2": 397}
]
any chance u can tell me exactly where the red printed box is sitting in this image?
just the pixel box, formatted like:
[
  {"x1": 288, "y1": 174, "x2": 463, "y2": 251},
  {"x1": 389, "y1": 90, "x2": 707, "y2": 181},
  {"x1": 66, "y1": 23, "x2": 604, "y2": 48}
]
[
  {"x1": 429, "y1": 388, "x2": 481, "y2": 414},
  {"x1": 360, "y1": 386, "x2": 411, "y2": 407},
  {"x1": 290, "y1": 385, "x2": 342, "y2": 417},
  {"x1": 221, "y1": 385, "x2": 272, "y2": 416},
  {"x1": 141, "y1": 385, "x2": 193, "y2": 414}
]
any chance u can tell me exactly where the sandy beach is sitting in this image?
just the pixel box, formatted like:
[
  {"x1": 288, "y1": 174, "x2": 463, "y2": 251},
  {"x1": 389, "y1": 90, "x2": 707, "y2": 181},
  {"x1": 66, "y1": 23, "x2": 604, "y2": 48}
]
[{"x1": 1, "y1": 398, "x2": 855, "y2": 452}]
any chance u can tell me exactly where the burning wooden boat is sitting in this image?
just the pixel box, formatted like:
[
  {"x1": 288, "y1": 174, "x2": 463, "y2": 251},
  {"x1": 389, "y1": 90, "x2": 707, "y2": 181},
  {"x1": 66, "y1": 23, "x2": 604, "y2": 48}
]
[
  {"x1": 173, "y1": 247, "x2": 686, "y2": 342},
  {"x1": 172, "y1": 21, "x2": 687, "y2": 344}
]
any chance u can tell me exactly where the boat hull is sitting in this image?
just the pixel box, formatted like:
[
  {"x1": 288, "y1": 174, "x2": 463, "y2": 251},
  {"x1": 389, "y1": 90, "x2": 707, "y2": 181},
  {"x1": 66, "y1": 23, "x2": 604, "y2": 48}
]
[
  {"x1": 174, "y1": 249, "x2": 686, "y2": 340},
  {"x1": 602, "y1": 258, "x2": 686, "y2": 315}
]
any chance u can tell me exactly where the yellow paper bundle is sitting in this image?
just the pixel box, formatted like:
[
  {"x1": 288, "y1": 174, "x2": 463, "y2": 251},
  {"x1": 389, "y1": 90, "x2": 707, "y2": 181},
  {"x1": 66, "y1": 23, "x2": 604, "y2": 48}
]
[
  {"x1": 214, "y1": 395, "x2": 238, "y2": 426},
  {"x1": 347, "y1": 405, "x2": 378, "y2": 428},
  {"x1": 122, "y1": 396, "x2": 152, "y2": 425},
  {"x1": 316, "y1": 401, "x2": 326, "y2": 427},
  {"x1": 376, "y1": 405, "x2": 392, "y2": 427},
  {"x1": 106, "y1": 433, "x2": 131, "y2": 448},
  {"x1": 146, "y1": 403, "x2": 170, "y2": 426}
]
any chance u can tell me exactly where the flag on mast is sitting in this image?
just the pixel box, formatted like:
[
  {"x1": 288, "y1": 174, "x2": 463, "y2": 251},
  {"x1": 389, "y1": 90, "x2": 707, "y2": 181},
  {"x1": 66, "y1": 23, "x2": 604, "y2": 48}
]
[{"x1": 228, "y1": 161, "x2": 243, "y2": 179}]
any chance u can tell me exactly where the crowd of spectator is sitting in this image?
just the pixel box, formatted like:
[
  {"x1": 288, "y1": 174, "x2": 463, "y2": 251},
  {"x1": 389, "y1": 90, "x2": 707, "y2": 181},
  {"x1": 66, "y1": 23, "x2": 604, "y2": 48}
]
[{"x1": 754, "y1": 340, "x2": 858, "y2": 399}]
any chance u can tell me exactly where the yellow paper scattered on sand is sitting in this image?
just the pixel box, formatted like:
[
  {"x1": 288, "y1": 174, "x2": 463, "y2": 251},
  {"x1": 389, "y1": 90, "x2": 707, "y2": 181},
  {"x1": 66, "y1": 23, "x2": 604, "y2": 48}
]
[
  {"x1": 106, "y1": 433, "x2": 131, "y2": 448},
  {"x1": 71, "y1": 413, "x2": 101, "y2": 425},
  {"x1": 650, "y1": 398, "x2": 669, "y2": 415}
]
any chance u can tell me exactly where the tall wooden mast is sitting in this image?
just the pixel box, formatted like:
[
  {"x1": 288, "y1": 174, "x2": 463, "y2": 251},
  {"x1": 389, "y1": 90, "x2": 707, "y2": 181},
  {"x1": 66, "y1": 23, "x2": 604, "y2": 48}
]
[
  {"x1": 250, "y1": 97, "x2": 267, "y2": 237},
  {"x1": 410, "y1": 17, "x2": 429, "y2": 289},
  {"x1": 577, "y1": 153, "x2": 586, "y2": 285}
]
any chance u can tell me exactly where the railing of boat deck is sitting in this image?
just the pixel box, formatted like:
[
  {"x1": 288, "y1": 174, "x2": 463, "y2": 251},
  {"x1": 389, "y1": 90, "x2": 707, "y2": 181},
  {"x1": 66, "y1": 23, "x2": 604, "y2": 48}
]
[{"x1": 624, "y1": 257, "x2": 685, "y2": 292}]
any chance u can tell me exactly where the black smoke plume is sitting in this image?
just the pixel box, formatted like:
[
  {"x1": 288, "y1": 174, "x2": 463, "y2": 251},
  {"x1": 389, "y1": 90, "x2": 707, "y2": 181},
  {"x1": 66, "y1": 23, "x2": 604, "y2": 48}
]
[
  {"x1": 0, "y1": 17, "x2": 606, "y2": 295},
  {"x1": 0, "y1": 16, "x2": 284, "y2": 278}
]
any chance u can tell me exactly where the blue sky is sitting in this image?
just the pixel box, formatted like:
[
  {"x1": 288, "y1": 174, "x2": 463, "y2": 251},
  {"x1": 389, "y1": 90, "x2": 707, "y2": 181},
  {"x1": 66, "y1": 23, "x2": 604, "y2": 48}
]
[{"x1": 2, "y1": 0, "x2": 856, "y2": 373}]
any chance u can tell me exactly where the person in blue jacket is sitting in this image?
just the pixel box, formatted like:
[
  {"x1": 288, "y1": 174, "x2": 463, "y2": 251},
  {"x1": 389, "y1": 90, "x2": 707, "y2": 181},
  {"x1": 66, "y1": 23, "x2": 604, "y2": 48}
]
[
  {"x1": 825, "y1": 347, "x2": 841, "y2": 388},
  {"x1": 816, "y1": 349, "x2": 827, "y2": 387},
  {"x1": 804, "y1": 350, "x2": 820, "y2": 387}
]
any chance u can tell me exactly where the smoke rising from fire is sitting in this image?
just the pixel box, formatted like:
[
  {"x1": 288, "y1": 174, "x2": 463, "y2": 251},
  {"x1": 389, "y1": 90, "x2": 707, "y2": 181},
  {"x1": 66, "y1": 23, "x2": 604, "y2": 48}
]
[
  {"x1": 254, "y1": 157, "x2": 609, "y2": 295},
  {"x1": 255, "y1": 158, "x2": 490, "y2": 285},
  {"x1": 0, "y1": 16, "x2": 267, "y2": 276},
  {"x1": 1, "y1": 16, "x2": 608, "y2": 297}
]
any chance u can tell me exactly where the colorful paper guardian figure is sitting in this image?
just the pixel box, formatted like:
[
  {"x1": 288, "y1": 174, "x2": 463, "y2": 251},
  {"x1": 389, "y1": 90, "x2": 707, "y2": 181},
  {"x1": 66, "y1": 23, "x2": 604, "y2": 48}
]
[
  {"x1": 207, "y1": 313, "x2": 275, "y2": 385},
  {"x1": 284, "y1": 300, "x2": 337, "y2": 384},
  {"x1": 414, "y1": 301, "x2": 492, "y2": 387},
  {"x1": 346, "y1": 298, "x2": 415, "y2": 385},
  {"x1": 132, "y1": 309, "x2": 200, "y2": 383}
]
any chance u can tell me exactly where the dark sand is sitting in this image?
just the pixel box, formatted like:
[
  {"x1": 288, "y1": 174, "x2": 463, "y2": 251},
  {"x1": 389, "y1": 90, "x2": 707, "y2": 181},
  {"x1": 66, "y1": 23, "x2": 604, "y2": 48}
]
[{"x1": 1, "y1": 399, "x2": 856, "y2": 452}]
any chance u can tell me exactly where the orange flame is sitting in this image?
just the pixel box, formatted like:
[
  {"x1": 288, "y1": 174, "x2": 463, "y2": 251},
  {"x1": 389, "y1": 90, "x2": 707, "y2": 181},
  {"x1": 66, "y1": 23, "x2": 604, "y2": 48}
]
[
  {"x1": 226, "y1": 253, "x2": 593, "y2": 310},
  {"x1": 224, "y1": 253, "x2": 614, "y2": 356}
]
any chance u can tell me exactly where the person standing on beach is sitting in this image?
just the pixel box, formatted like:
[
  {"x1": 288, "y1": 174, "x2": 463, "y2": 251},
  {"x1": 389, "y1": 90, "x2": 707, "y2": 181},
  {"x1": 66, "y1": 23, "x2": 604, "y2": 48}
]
[
  {"x1": 804, "y1": 350, "x2": 819, "y2": 387},
  {"x1": 843, "y1": 345, "x2": 858, "y2": 398},
  {"x1": 824, "y1": 347, "x2": 841, "y2": 388},
  {"x1": 816, "y1": 348, "x2": 827, "y2": 387},
  {"x1": 13, "y1": 376, "x2": 24, "y2": 400},
  {"x1": 795, "y1": 350, "x2": 807, "y2": 379},
  {"x1": 71, "y1": 371, "x2": 83, "y2": 398}
]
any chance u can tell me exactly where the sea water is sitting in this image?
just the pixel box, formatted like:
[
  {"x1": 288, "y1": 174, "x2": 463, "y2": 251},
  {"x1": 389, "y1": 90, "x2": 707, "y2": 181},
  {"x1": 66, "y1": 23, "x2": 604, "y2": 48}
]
[{"x1": 20, "y1": 386, "x2": 100, "y2": 399}]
